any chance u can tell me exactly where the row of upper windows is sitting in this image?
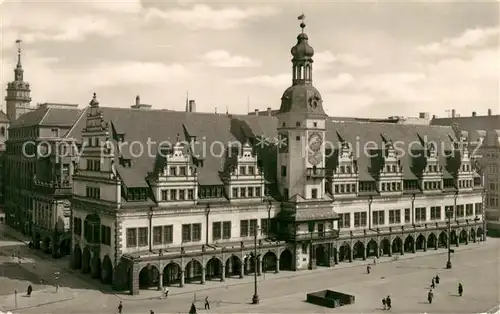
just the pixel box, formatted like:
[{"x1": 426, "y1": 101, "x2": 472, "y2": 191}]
[
  {"x1": 161, "y1": 189, "x2": 195, "y2": 201},
  {"x1": 338, "y1": 203, "x2": 482, "y2": 228},
  {"x1": 232, "y1": 186, "x2": 262, "y2": 198}
]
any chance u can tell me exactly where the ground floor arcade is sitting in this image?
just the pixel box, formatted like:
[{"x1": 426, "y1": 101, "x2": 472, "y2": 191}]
[{"x1": 69, "y1": 223, "x2": 485, "y2": 295}]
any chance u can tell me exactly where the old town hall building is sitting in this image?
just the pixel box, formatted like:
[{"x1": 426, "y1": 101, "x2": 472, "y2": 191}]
[{"x1": 67, "y1": 21, "x2": 486, "y2": 295}]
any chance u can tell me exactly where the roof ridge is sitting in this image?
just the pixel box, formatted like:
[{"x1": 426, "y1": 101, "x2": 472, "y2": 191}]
[
  {"x1": 65, "y1": 107, "x2": 88, "y2": 138},
  {"x1": 38, "y1": 107, "x2": 51, "y2": 126}
]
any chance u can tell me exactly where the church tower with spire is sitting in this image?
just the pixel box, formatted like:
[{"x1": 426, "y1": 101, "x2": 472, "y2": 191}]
[
  {"x1": 276, "y1": 16, "x2": 328, "y2": 201},
  {"x1": 5, "y1": 40, "x2": 32, "y2": 121}
]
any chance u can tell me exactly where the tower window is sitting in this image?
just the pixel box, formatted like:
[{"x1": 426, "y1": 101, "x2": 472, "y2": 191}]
[
  {"x1": 296, "y1": 136, "x2": 300, "y2": 141},
  {"x1": 296, "y1": 121, "x2": 301, "y2": 127},
  {"x1": 313, "y1": 122, "x2": 318, "y2": 127},
  {"x1": 282, "y1": 122, "x2": 286, "y2": 127},
  {"x1": 311, "y1": 188, "x2": 318, "y2": 199},
  {"x1": 281, "y1": 166, "x2": 287, "y2": 177}
]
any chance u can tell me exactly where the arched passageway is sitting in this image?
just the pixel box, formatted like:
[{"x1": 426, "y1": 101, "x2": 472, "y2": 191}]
[
  {"x1": 352, "y1": 241, "x2": 364, "y2": 260},
  {"x1": 380, "y1": 239, "x2": 391, "y2": 256},
  {"x1": 366, "y1": 239, "x2": 378, "y2": 257},
  {"x1": 205, "y1": 258, "x2": 222, "y2": 281},
  {"x1": 139, "y1": 264, "x2": 159, "y2": 289},
  {"x1": 225, "y1": 255, "x2": 242, "y2": 278},
  {"x1": 59, "y1": 239, "x2": 71, "y2": 256},
  {"x1": 262, "y1": 252, "x2": 277, "y2": 272},
  {"x1": 450, "y1": 230, "x2": 458, "y2": 245},
  {"x1": 392, "y1": 237, "x2": 403, "y2": 255},
  {"x1": 73, "y1": 245, "x2": 82, "y2": 269},
  {"x1": 81, "y1": 247, "x2": 91, "y2": 274},
  {"x1": 185, "y1": 259, "x2": 203, "y2": 283},
  {"x1": 245, "y1": 254, "x2": 257, "y2": 274},
  {"x1": 438, "y1": 231, "x2": 448, "y2": 248},
  {"x1": 91, "y1": 255, "x2": 101, "y2": 279},
  {"x1": 404, "y1": 235, "x2": 415, "y2": 253},
  {"x1": 427, "y1": 233, "x2": 437, "y2": 249},
  {"x1": 279, "y1": 249, "x2": 293, "y2": 270},
  {"x1": 416, "y1": 234, "x2": 426, "y2": 251},
  {"x1": 163, "y1": 262, "x2": 181, "y2": 286},
  {"x1": 315, "y1": 244, "x2": 328, "y2": 266},
  {"x1": 101, "y1": 255, "x2": 113, "y2": 284},
  {"x1": 459, "y1": 230, "x2": 468, "y2": 244},
  {"x1": 338, "y1": 243, "x2": 351, "y2": 262}
]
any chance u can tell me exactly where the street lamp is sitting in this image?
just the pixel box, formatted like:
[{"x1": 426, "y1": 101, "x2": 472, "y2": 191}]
[
  {"x1": 252, "y1": 225, "x2": 260, "y2": 305},
  {"x1": 446, "y1": 207, "x2": 452, "y2": 269},
  {"x1": 205, "y1": 204, "x2": 210, "y2": 246}
]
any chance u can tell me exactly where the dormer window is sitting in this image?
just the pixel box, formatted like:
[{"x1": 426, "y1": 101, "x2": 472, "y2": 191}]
[
  {"x1": 240, "y1": 166, "x2": 246, "y2": 175},
  {"x1": 296, "y1": 121, "x2": 301, "y2": 127},
  {"x1": 249, "y1": 166, "x2": 255, "y2": 175},
  {"x1": 179, "y1": 166, "x2": 186, "y2": 176},
  {"x1": 346, "y1": 166, "x2": 351, "y2": 173},
  {"x1": 386, "y1": 165, "x2": 390, "y2": 172},
  {"x1": 170, "y1": 167, "x2": 176, "y2": 176},
  {"x1": 392, "y1": 165, "x2": 396, "y2": 172}
]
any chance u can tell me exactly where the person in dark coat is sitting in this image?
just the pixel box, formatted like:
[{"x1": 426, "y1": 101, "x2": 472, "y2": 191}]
[
  {"x1": 458, "y1": 282, "x2": 463, "y2": 296},
  {"x1": 382, "y1": 298, "x2": 386, "y2": 310},
  {"x1": 204, "y1": 296, "x2": 210, "y2": 310},
  {"x1": 367, "y1": 264, "x2": 371, "y2": 274},
  {"x1": 118, "y1": 301, "x2": 123, "y2": 314},
  {"x1": 431, "y1": 278, "x2": 435, "y2": 289},
  {"x1": 435, "y1": 274, "x2": 440, "y2": 284},
  {"x1": 428, "y1": 289, "x2": 434, "y2": 304},
  {"x1": 27, "y1": 285, "x2": 32, "y2": 297},
  {"x1": 189, "y1": 302, "x2": 197, "y2": 314},
  {"x1": 386, "y1": 295, "x2": 392, "y2": 310}
]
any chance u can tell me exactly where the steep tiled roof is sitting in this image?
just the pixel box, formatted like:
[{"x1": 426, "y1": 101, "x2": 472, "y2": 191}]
[
  {"x1": 0, "y1": 110, "x2": 9, "y2": 123},
  {"x1": 10, "y1": 107, "x2": 82, "y2": 129},
  {"x1": 432, "y1": 115, "x2": 500, "y2": 134},
  {"x1": 67, "y1": 107, "x2": 458, "y2": 189}
]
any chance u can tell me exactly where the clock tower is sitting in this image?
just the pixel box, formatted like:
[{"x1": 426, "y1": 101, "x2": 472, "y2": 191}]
[{"x1": 276, "y1": 18, "x2": 328, "y2": 201}]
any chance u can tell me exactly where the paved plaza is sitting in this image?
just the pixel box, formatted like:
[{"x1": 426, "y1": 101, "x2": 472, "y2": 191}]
[{"x1": 0, "y1": 224, "x2": 499, "y2": 313}]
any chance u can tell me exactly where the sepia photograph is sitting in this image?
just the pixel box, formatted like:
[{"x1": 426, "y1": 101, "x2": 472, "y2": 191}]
[{"x1": 0, "y1": 1, "x2": 499, "y2": 313}]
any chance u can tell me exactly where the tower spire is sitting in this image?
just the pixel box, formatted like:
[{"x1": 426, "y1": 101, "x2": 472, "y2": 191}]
[
  {"x1": 185, "y1": 91, "x2": 189, "y2": 112},
  {"x1": 14, "y1": 39, "x2": 24, "y2": 81}
]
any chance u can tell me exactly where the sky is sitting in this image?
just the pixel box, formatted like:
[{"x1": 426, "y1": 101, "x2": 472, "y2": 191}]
[{"x1": 1, "y1": 0, "x2": 499, "y2": 118}]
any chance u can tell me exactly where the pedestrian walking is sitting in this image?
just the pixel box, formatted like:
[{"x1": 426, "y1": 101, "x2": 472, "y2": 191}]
[
  {"x1": 118, "y1": 301, "x2": 123, "y2": 314},
  {"x1": 382, "y1": 298, "x2": 386, "y2": 310},
  {"x1": 386, "y1": 295, "x2": 392, "y2": 310},
  {"x1": 55, "y1": 283, "x2": 59, "y2": 292},
  {"x1": 458, "y1": 282, "x2": 463, "y2": 296},
  {"x1": 428, "y1": 289, "x2": 434, "y2": 304},
  {"x1": 204, "y1": 296, "x2": 210, "y2": 310},
  {"x1": 367, "y1": 264, "x2": 371, "y2": 274},
  {"x1": 431, "y1": 278, "x2": 435, "y2": 289},
  {"x1": 163, "y1": 287, "x2": 169, "y2": 298},
  {"x1": 435, "y1": 274, "x2": 440, "y2": 284},
  {"x1": 189, "y1": 302, "x2": 197, "y2": 314},
  {"x1": 26, "y1": 285, "x2": 32, "y2": 297},
  {"x1": 373, "y1": 258, "x2": 376, "y2": 265}
]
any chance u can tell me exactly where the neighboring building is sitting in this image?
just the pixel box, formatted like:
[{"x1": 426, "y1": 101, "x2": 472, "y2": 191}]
[
  {"x1": 432, "y1": 110, "x2": 500, "y2": 235},
  {"x1": 68, "y1": 21, "x2": 484, "y2": 295},
  {"x1": 0, "y1": 110, "x2": 9, "y2": 223}
]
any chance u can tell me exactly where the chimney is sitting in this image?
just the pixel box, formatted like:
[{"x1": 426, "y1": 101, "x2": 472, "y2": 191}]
[
  {"x1": 432, "y1": 114, "x2": 436, "y2": 120},
  {"x1": 472, "y1": 111, "x2": 476, "y2": 117},
  {"x1": 267, "y1": 107, "x2": 272, "y2": 116},
  {"x1": 488, "y1": 108, "x2": 492, "y2": 116},
  {"x1": 419, "y1": 112, "x2": 429, "y2": 119},
  {"x1": 451, "y1": 109, "x2": 456, "y2": 118},
  {"x1": 135, "y1": 95, "x2": 140, "y2": 106},
  {"x1": 254, "y1": 109, "x2": 259, "y2": 116},
  {"x1": 131, "y1": 95, "x2": 152, "y2": 109},
  {"x1": 189, "y1": 100, "x2": 196, "y2": 113}
]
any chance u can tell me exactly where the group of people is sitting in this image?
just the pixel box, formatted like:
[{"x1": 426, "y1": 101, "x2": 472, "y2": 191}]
[
  {"x1": 116, "y1": 291, "x2": 211, "y2": 313},
  {"x1": 428, "y1": 274, "x2": 440, "y2": 304},
  {"x1": 381, "y1": 295, "x2": 392, "y2": 310}
]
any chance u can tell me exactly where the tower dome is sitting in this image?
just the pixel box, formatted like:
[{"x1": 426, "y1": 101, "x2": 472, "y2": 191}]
[{"x1": 291, "y1": 33, "x2": 314, "y2": 60}]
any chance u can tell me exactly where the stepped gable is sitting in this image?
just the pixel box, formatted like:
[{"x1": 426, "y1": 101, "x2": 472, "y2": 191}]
[{"x1": 67, "y1": 106, "x2": 458, "y2": 204}]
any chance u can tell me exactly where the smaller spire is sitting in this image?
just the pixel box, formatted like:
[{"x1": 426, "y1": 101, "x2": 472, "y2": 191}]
[
  {"x1": 15, "y1": 39, "x2": 22, "y2": 67},
  {"x1": 298, "y1": 14, "x2": 306, "y2": 33},
  {"x1": 176, "y1": 132, "x2": 180, "y2": 143},
  {"x1": 185, "y1": 91, "x2": 189, "y2": 112},
  {"x1": 90, "y1": 92, "x2": 99, "y2": 107}
]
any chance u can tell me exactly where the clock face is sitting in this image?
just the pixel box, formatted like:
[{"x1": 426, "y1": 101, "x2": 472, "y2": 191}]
[
  {"x1": 308, "y1": 151, "x2": 322, "y2": 166},
  {"x1": 308, "y1": 132, "x2": 323, "y2": 152}
]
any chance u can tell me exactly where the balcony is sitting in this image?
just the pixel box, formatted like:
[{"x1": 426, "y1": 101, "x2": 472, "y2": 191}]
[
  {"x1": 277, "y1": 229, "x2": 339, "y2": 241},
  {"x1": 33, "y1": 180, "x2": 72, "y2": 196},
  {"x1": 306, "y1": 167, "x2": 326, "y2": 178}
]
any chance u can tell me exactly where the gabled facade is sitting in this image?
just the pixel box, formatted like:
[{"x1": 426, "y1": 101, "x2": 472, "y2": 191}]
[{"x1": 64, "y1": 20, "x2": 486, "y2": 295}]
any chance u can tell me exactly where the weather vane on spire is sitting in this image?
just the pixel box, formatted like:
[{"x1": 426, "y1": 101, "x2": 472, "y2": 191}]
[
  {"x1": 15, "y1": 39, "x2": 22, "y2": 65},
  {"x1": 298, "y1": 14, "x2": 306, "y2": 32}
]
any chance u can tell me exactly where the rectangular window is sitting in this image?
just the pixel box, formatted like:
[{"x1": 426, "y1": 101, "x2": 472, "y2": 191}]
[
  {"x1": 240, "y1": 220, "x2": 249, "y2": 237},
  {"x1": 213, "y1": 222, "x2": 222, "y2": 241},
  {"x1": 248, "y1": 187, "x2": 254, "y2": 197},
  {"x1": 389, "y1": 209, "x2": 401, "y2": 224},
  {"x1": 170, "y1": 189, "x2": 177, "y2": 200},
  {"x1": 188, "y1": 189, "x2": 194, "y2": 200},
  {"x1": 153, "y1": 226, "x2": 162, "y2": 245},
  {"x1": 415, "y1": 207, "x2": 426, "y2": 222},
  {"x1": 240, "y1": 187, "x2": 246, "y2": 198},
  {"x1": 249, "y1": 166, "x2": 255, "y2": 175},
  {"x1": 170, "y1": 166, "x2": 176, "y2": 176},
  {"x1": 255, "y1": 187, "x2": 261, "y2": 197},
  {"x1": 373, "y1": 211, "x2": 385, "y2": 225},
  {"x1": 341, "y1": 213, "x2": 350, "y2": 228},
  {"x1": 260, "y1": 218, "x2": 269, "y2": 235},
  {"x1": 466, "y1": 204, "x2": 474, "y2": 216},
  {"x1": 222, "y1": 221, "x2": 231, "y2": 239},
  {"x1": 163, "y1": 225, "x2": 173, "y2": 244},
  {"x1": 192, "y1": 223, "x2": 201, "y2": 242},
  {"x1": 161, "y1": 190, "x2": 168, "y2": 201},
  {"x1": 475, "y1": 203, "x2": 483, "y2": 215},
  {"x1": 179, "y1": 166, "x2": 186, "y2": 176},
  {"x1": 311, "y1": 188, "x2": 318, "y2": 199},
  {"x1": 138, "y1": 227, "x2": 148, "y2": 246},
  {"x1": 445, "y1": 205, "x2": 454, "y2": 218},
  {"x1": 281, "y1": 166, "x2": 287, "y2": 177},
  {"x1": 126, "y1": 228, "x2": 137, "y2": 247},
  {"x1": 457, "y1": 205, "x2": 465, "y2": 218},
  {"x1": 249, "y1": 219, "x2": 258, "y2": 236},
  {"x1": 317, "y1": 223, "x2": 324, "y2": 237},
  {"x1": 178, "y1": 190, "x2": 185, "y2": 200},
  {"x1": 240, "y1": 166, "x2": 246, "y2": 175},
  {"x1": 232, "y1": 187, "x2": 238, "y2": 198},
  {"x1": 182, "y1": 224, "x2": 191, "y2": 242},
  {"x1": 354, "y1": 212, "x2": 367, "y2": 227},
  {"x1": 404, "y1": 208, "x2": 410, "y2": 223}
]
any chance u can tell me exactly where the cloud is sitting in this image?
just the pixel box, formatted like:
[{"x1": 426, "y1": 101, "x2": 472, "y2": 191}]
[
  {"x1": 315, "y1": 50, "x2": 371, "y2": 69},
  {"x1": 228, "y1": 74, "x2": 290, "y2": 87},
  {"x1": 418, "y1": 26, "x2": 499, "y2": 55},
  {"x1": 201, "y1": 50, "x2": 260, "y2": 68},
  {"x1": 145, "y1": 4, "x2": 279, "y2": 30}
]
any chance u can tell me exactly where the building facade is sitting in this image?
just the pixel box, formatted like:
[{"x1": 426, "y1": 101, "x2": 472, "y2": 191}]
[
  {"x1": 68, "y1": 21, "x2": 485, "y2": 295},
  {"x1": 432, "y1": 111, "x2": 500, "y2": 235}
]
